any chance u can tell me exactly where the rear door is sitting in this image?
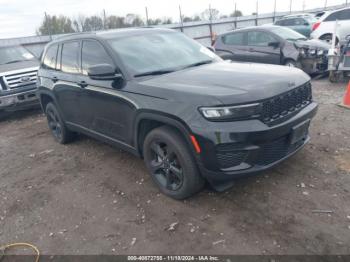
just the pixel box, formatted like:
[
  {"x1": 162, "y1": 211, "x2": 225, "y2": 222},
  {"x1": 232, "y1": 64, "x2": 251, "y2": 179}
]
[
  {"x1": 53, "y1": 41, "x2": 83, "y2": 125},
  {"x1": 216, "y1": 31, "x2": 248, "y2": 62},
  {"x1": 246, "y1": 30, "x2": 281, "y2": 64},
  {"x1": 337, "y1": 8, "x2": 350, "y2": 41}
]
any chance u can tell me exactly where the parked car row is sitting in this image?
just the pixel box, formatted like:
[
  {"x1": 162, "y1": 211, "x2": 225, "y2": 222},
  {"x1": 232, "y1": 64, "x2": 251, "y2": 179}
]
[
  {"x1": 212, "y1": 6, "x2": 349, "y2": 75},
  {"x1": 213, "y1": 25, "x2": 330, "y2": 75}
]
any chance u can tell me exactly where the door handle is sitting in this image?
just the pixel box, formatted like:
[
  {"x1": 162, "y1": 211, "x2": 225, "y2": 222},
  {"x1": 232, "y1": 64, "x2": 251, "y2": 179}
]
[
  {"x1": 51, "y1": 76, "x2": 58, "y2": 83},
  {"x1": 78, "y1": 81, "x2": 88, "y2": 88}
]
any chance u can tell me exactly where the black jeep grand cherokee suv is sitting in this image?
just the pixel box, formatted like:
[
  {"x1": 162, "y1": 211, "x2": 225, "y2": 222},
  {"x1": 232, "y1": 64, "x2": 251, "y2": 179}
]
[{"x1": 37, "y1": 28, "x2": 318, "y2": 199}]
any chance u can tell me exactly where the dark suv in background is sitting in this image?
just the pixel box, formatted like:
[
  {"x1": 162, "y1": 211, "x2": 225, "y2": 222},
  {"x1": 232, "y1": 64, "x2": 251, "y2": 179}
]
[
  {"x1": 0, "y1": 45, "x2": 39, "y2": 117},
  {"x1": 37, "y1": 28, "x2": 318, "y2": 199}
]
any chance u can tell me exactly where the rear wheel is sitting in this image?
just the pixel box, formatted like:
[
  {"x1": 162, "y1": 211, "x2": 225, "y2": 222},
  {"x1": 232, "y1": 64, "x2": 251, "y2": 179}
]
[
  {"x1": 45, "y1": 102, "x2": 75, "y2": 144},
  {"x1": 143, "y1": 126, "x2": 205, "y2": 200}
]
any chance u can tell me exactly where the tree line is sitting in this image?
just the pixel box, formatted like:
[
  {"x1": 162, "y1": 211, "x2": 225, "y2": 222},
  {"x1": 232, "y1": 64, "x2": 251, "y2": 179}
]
[{"x1": 37, "y1": 9, "x2": 243, "y2": 36}]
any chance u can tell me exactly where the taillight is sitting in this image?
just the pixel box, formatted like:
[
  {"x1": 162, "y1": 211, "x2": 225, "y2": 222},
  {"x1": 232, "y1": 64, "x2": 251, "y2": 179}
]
[{"x1": 312, "y1": 22, "x2": 321, "y2": 31}]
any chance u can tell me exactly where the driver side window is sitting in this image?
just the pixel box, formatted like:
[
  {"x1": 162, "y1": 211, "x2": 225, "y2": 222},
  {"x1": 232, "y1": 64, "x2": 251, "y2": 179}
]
[
  {"x1": 82, "y1": 40, "x2": 114, "y2": 75},
  {"x1": 247, "y1": 31, "x2": 277, "y2": 47}
]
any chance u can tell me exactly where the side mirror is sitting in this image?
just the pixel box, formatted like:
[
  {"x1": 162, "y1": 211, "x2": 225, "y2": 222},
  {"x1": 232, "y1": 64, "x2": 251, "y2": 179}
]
[
  {"x1": 304, "y1": 22, "x2": 309, "y2": 26},
  {"x1": 268, "y1": 41, "x2": 280, "y2": 48},
  {"x1": 87, "y1": 64, "x2": 123, "y2": 81}
]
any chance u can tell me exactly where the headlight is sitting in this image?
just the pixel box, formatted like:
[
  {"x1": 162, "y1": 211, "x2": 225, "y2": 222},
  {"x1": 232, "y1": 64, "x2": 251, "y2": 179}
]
[
  {"x1": 309, "y1": 49, "x2": 317, "y2": 55},
  {"x1": 199, "y1": 103, "x2": 262, "y2": 121},
  {"x1": 317, "y1": 49, "x2": 324, "y2": 56}
]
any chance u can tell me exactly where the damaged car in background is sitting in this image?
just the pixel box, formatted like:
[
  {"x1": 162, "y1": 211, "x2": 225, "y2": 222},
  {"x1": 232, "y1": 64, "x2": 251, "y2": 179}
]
[
  {"x1": 0, "y1": 45, "x2": 39, "y2": 118},
  {"x1": 214, "y1": 25, "x2": 330, "y2": 75}
]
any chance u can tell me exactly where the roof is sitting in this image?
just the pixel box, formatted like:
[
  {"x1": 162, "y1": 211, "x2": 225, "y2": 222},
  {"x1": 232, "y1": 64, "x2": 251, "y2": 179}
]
[
  {"x1": 219, "y1": 25, "x2": 281, "y2": 35},
  {"x1": 50, "y1": 27, "x2": 174, "y2": 44}
]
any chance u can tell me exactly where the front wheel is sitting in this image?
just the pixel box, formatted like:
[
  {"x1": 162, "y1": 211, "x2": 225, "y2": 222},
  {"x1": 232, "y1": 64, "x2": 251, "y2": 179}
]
[
  {"x1": 143, "y1": 126, "x2": 205, "y2": 200},
  {"x1": 284, "y1": 59, "x2": 298, "y2": 68}
]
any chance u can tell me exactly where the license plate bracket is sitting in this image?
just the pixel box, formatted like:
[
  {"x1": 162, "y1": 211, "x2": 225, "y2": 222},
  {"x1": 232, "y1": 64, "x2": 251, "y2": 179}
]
[{"x1": 290, "y1": 120, "x2": 310, "y2": 145}]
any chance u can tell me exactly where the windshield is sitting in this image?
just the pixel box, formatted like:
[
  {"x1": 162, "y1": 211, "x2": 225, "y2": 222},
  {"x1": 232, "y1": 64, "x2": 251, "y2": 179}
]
[
  {"x1": 0, "y1": 46, "x2": 35, "y2": 65},
  {"x1": 108, "y1": 31, "x2": 221, "y2": 76},
  {"x1": 269, "y1": 26, "x2": 307, "y2": 41}
]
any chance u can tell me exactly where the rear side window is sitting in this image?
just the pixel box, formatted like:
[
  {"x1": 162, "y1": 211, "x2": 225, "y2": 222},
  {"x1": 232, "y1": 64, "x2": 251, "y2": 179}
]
[
  {"x1": 248, "y1": 31, "x2": 276, "y2": 46},
  {"x1": 42, "y1": 44, "x2": 58, "y2": 70},
  {"x1": 61, "y1": 41, "x2": 80, "y2": 74},
  {"x1": 82, "y1": 40, "x2": 114, "y2": 75},
  {"x1": 325, "y1": 9, "x2": 350, "y2": 21},
  {"x1": 222, "y1": 32, "x2": 244, "y2": 45},
  {"x1": 283, "y1": 19, "x2": 295, "y2": 26}
]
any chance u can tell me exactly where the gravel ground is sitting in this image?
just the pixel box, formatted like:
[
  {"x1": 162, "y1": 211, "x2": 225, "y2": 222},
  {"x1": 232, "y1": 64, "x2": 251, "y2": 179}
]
[{"x1": 0, "y1": 78, "x2": 349, "y2": 255}]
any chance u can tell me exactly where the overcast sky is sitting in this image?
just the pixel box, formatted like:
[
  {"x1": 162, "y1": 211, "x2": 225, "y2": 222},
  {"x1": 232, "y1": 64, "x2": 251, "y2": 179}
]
[{"x1": 0, "y1": 0, "x2": 347, "y2": 39}]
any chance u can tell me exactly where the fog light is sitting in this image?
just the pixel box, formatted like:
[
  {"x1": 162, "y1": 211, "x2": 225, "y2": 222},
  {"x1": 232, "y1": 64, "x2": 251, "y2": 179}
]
[{"x1": 0, "y1": 96, "x2": 16, "y2": 106}]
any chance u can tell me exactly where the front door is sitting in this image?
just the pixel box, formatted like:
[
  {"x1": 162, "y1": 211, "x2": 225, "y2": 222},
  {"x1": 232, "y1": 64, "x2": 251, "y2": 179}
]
[
  {"x1": 246, "y1": 30, "x2": 281, "y2": 65},
  {"x1": 78, "y1": 40, "x2": 136, "y2": 144}
]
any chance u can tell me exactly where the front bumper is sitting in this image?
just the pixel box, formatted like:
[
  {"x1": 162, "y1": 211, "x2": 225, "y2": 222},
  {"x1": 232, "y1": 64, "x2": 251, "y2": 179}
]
[
  {"x1": 300, "y1": 56, "x2": 328, "y2": 74},
  {"x1": 0, "y1": 87, "x2": 39, "y2": 112},
  {"x1": 193, "y1": 102, "x2": 318, "y2": 189}
]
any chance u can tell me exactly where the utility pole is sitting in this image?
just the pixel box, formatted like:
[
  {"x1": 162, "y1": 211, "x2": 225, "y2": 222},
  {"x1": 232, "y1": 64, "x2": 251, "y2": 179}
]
[
  {"x1": 103, "y1": 9, "x2": 107, "y2": 30},
  {"x1": 324, "y1": 0, "x2": 328, "y2": 9},
  {"x1": 273, "y1": 0, "x2": 277, "y2": 22},
  {"x1": 44, "y1": 12, "x2": 52, "y2": 40},
  {"x1": 256, "y1": 0, "x2": 259, "y2": 26},
  {"x1": 234, "y1": 1, "x2": 237, "y2": 29},
  {"x1": 302, "y1": 0, "x2": 306, "y2": 12},
  {"x1": 289, "y1": 0, "x2": 292, "y2": 14},
  {"x1": 145, "y1": 7, "x2": 149, "y2": 26},
  {"x1": 179, "y1": 5, "x2": 184, "y2": 32}
]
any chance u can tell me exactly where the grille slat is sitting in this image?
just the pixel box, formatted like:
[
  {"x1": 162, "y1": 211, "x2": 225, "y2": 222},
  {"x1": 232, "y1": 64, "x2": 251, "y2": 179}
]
[
  {"x1": 261, "y1": 83, "x2": 312, "y2": 125},
  {"x1": 4, "y1": 70, "x2": 37, "y2": 89}
]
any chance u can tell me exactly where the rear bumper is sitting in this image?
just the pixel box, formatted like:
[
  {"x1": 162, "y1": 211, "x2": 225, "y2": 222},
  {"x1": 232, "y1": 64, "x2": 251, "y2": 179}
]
[
  {"x1": 0, "y1": 88, "x2": 39, "y2": 112},
  {"x1": 194, "y1": 102, "x2": 318, "y2": 189}
]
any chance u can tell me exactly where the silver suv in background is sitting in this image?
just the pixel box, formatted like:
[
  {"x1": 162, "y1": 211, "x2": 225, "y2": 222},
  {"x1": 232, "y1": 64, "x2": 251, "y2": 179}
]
[{"x1": 0, "y1": 45, "x2": 39, "y2": 117}]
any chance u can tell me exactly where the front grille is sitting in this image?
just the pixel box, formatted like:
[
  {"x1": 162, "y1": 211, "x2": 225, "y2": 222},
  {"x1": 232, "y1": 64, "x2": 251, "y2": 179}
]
[
  {"x1": 3, "y1": 70, "x2": 37, "y2": 90},
  {"x1": 261, "y1": 83, "x2": 312, "y2": 125}
]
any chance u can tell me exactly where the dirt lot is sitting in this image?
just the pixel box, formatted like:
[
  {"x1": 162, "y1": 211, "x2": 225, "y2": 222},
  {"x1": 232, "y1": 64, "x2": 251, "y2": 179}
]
[{"x1": 0, "y1": 78, "x2": 350, "y2": 255}]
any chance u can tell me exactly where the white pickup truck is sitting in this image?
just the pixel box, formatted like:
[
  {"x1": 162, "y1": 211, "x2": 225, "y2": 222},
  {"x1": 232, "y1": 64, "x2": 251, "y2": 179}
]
[{"x1": 0, "y1": 45, "x2": 39, "y2": 117}]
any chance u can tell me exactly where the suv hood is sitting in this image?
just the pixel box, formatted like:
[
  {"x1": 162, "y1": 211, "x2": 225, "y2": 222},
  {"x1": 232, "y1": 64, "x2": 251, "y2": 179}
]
[
  {"x1": 140, "y1": 61, "x2": 310, "y2": 105},
  {"x1": 0, "y1": 60, "x2": 39, "y2": 75}
]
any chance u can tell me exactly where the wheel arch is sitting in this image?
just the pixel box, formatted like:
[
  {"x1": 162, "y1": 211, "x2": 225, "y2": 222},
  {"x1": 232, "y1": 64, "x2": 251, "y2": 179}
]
[{"x1": 134, "y1": 111, "x2": 197, "y2": 157}]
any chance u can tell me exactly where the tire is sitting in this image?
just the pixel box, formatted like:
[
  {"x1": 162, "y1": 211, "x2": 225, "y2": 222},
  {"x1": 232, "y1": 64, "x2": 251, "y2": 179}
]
[
  {"x1": 45, "y1": 102, "x2": 75, "y2": 144},
  {"x1": 0, "y1": 110, "x2": 11, "y2": 121},
  {"x1": 320, "y1": 34, "x2": 338, "y2": 45},
  {"x1": 284, "y1": 59, "x2": 298, "y2": 68},
  {"x1": 329, "y1": 70, "x2": 341, "y2": 83},
  {"x1": 143, "y1": 126, "x2": 205, "y2": 200}
]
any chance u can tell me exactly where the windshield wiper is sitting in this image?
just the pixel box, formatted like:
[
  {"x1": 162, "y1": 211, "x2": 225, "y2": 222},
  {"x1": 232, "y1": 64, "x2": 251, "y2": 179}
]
[
  {"x1": 182, "y1": 60, "x2": 213, "y2": 69},
  {"x1": 134, "y1": 69, "x2": 175, "y2": 77}
]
